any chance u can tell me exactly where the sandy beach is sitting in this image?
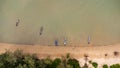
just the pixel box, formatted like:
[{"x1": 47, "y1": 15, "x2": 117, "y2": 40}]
[{"x1": 0, "y1": 43, "x2": 120, "y2": 67}]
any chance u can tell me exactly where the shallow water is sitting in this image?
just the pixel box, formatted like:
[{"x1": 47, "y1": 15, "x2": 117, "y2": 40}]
[{"x1": 0, "y1": 0, "x2": 120, "y2": 45}]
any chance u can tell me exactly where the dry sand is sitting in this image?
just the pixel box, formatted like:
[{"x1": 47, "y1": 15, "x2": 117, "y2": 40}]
[{"x1": 0, "y1": 43, "x2": 120, "y2": 68}]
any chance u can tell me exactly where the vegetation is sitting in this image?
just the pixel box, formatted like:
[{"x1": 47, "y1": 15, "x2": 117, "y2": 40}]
[
  {"x1": 110, "y1": 64, "x2": 120, "y2": 68},
  {"x1": 0, "y1": 50, "x2": 81, "y2": 68},
  {"x1": 0, "y1": 50, "x2": 120, "y2": 68},
  {"x1": 92, "y1": 62, "x2": 98, "y2": 68},
  {"x1": 102, "y1": 64, "x2": 108, "y2": 68},
  {"x1": 67, "y1": 58, "x2": 81, "y2": 68}
]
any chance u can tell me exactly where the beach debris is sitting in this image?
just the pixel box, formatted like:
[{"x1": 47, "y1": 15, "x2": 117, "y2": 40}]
[
  {"x1": 113, "y1": 51, "x2": 119, "y2": 56},
  {"x1": 104, "y1": 53, "x2": 108, "y2": 57},
  {"x1": 16, "y1": 19, "x2": 20, "y2": 27}
]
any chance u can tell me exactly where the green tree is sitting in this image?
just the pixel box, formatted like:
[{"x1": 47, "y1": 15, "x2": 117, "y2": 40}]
[
  {"x1": 0, "y1": 51, "x2": 16, "y2": 68},
  {"x1": 67, "y1": 58, "x2": 81, "y2": 68},
  {"x1": 110, "y1": 64, "x2": 120, "y2": 68},
  {"x1": 92, "y1": 62, "x2": 98, "y2": 68},
  {"x1": 51, "y1": 58, "x2": 61, "y2": 68},
  {"x1": 102, "y1": 64, "x2": 108, "y2": 68}
]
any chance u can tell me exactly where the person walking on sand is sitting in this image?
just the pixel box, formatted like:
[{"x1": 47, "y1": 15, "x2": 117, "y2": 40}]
[
  {"x1": 87, "y1": 35, "x2": 91, "y2": 44},
  {"x1": 16, "y1": 19, "x2": 20, "y2": 27},
  {"x1": 54, "y1": 40, "x2": 58, "y2": 46},
  {"x1": 40, "y1": 26, "x2": 43, "y2": 35},
  {"x1": 63, "y1": 38, "x2": 67, "y2": 46}
]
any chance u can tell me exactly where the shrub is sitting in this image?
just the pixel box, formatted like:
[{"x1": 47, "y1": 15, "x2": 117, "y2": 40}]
[
  {"x1": 110, "y1": 64, "x2": 120, "y2": 68},
  {"x1": 102, "y1": 64, "x2": 108, "y2": 68},
  {"x1": 66, "y1": 53, "x2": 70, "y2": 59},
  {"x1": 0, "y1": 51, "x2": 16, "y2": 68},
  {"x1": 51, "y1": 58, "x2": 61, "y2": 68},
  {"x1": 88, "y1": 60, "x2": 92, "y2": 64},
  {"x1": 92, "y1": 62, "x2": 98, "y2": 68},
  {"x1": 67, "y1": 58, "x2": 81, "y2": 68},
  {"x1": 43, "y1": 58, "x2": 53, "y2": 68}
]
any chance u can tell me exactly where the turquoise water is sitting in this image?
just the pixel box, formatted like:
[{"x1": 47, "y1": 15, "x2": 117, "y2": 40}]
[{"x1": 0, "y1": 0, "x2": 120, "y2": 45}]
